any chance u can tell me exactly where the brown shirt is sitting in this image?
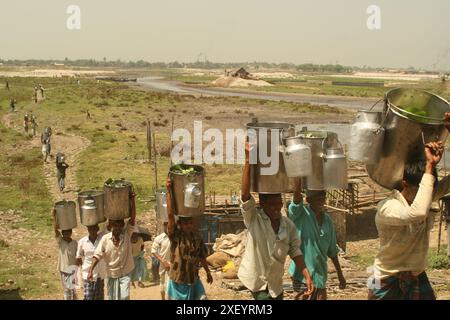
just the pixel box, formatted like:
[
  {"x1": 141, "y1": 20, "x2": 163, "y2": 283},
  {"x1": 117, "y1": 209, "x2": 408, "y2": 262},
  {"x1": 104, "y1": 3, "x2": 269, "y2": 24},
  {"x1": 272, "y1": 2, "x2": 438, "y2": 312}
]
[{"x1": 168, "y1": 228, "x2": 207, "y2": 285}]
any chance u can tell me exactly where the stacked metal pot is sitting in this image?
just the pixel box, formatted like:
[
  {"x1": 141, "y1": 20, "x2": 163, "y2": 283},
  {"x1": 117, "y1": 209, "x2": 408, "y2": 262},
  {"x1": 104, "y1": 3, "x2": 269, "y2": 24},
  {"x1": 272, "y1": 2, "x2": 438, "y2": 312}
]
[
  {"x1": 246, "y1": 120, "x2": 348, "y2": 192},
  {"x1": 349, "y1": 88, "x2": 450, "y2": 190},
  {"x1": 77, "y1": 190, "x2": 107, "y2": 226}
]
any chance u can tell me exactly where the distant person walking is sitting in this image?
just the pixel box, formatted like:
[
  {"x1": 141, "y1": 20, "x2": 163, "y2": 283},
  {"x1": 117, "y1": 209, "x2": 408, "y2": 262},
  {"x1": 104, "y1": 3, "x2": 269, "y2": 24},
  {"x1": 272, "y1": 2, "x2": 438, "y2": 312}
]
[
  {"x1": 39, "y1": 84, "x2": 45, "y2": 99},
  {"x1": 10, "y1": 98, "x2": 16, "y2": 112},
  {"x1": 34, "y1": 86, "x2": 38, "y2": 103},
  {"x1": 31, "y1": 114, "x2": 38, "y2": 137},
  {"x1": 6, "y1": 80, "x2": 10, "y2": 90},
  {"x1": 41, "y1": 127, "x2": 52, "y2": 162},
  {"x1": 56, "y1": 153, "x2": 69, "y2": 192},
  {"x1": 23, "y1": 113, "x2": 29, "y2": 135}
]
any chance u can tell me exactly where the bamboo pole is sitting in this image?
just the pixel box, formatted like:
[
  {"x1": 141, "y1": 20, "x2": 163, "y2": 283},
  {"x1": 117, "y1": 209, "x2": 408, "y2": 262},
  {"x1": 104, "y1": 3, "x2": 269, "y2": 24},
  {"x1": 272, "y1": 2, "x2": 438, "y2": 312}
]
[
  {"x1": 146, "y1": 120, "x2": 152, "y2": 163},
  {"x1": 438, "y1": 201, "x2": 444, "y2": 254},
  {"x1": 170, "y1": 115, "x2": 174, "y2": 167},
  {"x1": 325, "y1": 204, "x2": 350, "y2": 214},
  {"x1": 153, "y1": 131, "x2": 158, "y2": 192}
]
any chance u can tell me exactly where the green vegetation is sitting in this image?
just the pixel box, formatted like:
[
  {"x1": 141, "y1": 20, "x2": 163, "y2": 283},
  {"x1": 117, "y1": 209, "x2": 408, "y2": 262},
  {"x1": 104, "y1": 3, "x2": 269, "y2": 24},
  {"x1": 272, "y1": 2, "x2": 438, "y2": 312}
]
[
  {"x1": 164, "y1": 71, "x2": 449, "y2": 101},
  {"x1": 0, "y1": 242, "x2": 60, "y2": 300},
  {"x1": 346, "y1": 249, "x2": 377, "y2": 270},
  {"x1": 0, "y1": 112, "x2": 55, "y2": 299},
  {"x1": 428, "y1": 246, "x2": 450, "y2": 269},
  {"x1": 0, "y1": 122, "x2": 53, "y2": 232}
]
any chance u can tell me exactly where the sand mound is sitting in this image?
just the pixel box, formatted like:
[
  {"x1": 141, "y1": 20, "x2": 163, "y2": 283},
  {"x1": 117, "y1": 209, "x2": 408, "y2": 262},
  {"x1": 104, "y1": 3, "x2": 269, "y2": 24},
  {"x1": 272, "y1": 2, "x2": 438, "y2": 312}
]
[{"x1": 211, "y1": 76, "x2": 273, "y2": 88}]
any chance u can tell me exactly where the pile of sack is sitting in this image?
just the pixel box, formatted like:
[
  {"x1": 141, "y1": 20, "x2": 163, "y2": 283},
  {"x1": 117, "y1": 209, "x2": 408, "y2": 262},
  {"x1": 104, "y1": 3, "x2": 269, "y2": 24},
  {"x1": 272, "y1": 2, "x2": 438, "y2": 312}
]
[{"x1": 206, "y1": 230, "x2": 247, "y2": 279}]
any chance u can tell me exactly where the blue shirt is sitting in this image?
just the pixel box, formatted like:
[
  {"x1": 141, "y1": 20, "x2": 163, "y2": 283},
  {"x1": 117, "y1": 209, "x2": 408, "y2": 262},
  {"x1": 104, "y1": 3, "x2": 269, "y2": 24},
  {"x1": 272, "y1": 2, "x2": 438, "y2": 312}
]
[{"x1": 288, "y1": 202, "x2": 339, "y2": 288}]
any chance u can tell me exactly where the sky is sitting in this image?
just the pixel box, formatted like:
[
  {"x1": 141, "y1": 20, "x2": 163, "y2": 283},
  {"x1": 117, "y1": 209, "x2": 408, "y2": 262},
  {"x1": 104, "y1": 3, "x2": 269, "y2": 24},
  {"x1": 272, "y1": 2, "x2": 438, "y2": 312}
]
[{"x1": 1, "y1": 0, "x2": 449, "y2": 70}]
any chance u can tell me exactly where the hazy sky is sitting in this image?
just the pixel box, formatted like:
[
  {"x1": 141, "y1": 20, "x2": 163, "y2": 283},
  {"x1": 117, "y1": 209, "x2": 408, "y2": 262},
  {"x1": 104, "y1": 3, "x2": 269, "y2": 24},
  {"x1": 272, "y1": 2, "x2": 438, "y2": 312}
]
[{"x1": 1, "y1": 0, "x2": 449, "y2": 70}]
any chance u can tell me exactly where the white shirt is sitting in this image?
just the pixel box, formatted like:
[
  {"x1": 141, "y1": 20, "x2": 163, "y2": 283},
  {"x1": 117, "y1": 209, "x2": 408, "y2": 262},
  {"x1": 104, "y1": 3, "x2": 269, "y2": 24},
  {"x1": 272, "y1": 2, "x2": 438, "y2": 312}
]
[
  {"x1": 238, "y1": 196, "x2": 302, "y2": 298},
  {"x1": 94, "y1": 223, "x2": 137, "y2": 279},
  {"x1": 374, "y1": 173, "x2": 450, "y2": 279},
  {"x1": 76, "y1": 232, "x2": 107, "y2": 280},
  {"x1": 151, "y1": 232, "x2": 171, "y2": 275}
]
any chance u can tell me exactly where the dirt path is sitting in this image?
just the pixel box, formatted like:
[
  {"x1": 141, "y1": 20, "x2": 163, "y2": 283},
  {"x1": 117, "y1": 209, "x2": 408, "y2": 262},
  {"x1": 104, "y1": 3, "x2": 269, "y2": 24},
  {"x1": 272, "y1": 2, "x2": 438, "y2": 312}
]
[
  {"x1": 2, "y1": 113, "x2": 90, "y2": 226},
  {"x1": 1, "y1": 112, "x2": 91, "y2": 300}
]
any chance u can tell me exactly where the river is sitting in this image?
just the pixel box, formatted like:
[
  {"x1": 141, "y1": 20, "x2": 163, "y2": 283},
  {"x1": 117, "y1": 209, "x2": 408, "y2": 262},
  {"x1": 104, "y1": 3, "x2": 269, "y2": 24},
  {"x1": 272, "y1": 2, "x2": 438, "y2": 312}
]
[{"x1": 136, "y1": 77, "x2": 379, "y2": 110}]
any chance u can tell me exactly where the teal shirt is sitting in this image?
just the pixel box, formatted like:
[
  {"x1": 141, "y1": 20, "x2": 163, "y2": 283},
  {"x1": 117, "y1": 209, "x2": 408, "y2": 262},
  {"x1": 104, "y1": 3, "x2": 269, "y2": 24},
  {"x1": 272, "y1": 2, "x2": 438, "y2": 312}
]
[{"x1": 287, "y1": 202, "x2": 339, "y2": 289}]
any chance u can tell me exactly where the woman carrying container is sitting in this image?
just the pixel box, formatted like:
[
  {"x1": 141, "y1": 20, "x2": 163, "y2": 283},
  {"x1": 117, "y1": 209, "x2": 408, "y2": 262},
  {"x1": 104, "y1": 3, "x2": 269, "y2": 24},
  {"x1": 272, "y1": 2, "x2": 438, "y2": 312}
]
[{"x1": 165, "y1": 177, "x2": 213, "y2": 300}]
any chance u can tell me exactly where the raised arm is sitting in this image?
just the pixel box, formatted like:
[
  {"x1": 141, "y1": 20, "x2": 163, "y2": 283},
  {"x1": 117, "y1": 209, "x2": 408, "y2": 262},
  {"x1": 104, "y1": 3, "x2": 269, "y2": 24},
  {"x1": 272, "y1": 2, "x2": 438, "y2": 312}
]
[
  {"x1": 288, "y1": 179, "x2": 305, "y2": 222},
  {"x1": 241, "y1": 142, "x2": 251, "y2": 202},
  {"x1": 129, "y1": 190, "x2": 136, "y2": 226},
  {"x1": 166, "y1": 178, "x2": 176, "y2": 236},
  {"x1": 292, "y1": 178, "x2": 303, "y2": 204},
  {"x1": 382, "y1": 142, "x2": 443, "y2": 225},
  {"x1": 51, "y1": 208, "x2": 60, "y2": 238}
]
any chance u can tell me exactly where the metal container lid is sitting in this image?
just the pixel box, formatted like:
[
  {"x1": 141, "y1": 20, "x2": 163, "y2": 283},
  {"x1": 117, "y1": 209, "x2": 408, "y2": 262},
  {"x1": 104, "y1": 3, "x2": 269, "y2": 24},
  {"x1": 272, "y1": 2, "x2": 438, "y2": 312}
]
[
  {"x1": 386, "y1": 88, "x2": 450, "y2": 125},
  {"x1": 283, "y1": 135, "x2": 307, "y2": 147},
  {"x1": 169, "y1": 164, "x2": 204, "y2": 176},
  {"x1": 83, "y1": 199, "x2": 95, "y2": 207},
  {"x1": 78, "y1": 190, "x2": 104, "y2": 197},
  {"x1": 298, "y1": 130, "x2": 327, "y2": 139},
  {"x1": 246, "y1": 121, "x2": 291, "y2": 129},
  {"x1": 325, "y1": 148, "x2": 346, "y2": 158}
]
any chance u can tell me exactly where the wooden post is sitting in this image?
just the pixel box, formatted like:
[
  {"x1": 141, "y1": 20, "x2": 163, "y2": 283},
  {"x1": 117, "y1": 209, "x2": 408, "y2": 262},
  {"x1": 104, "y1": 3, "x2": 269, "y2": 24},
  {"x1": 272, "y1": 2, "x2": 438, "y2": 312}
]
[
  {"x1": 209, "y1": 191, "x2": 213, "y2": 208},
  {"x1": 146, "y1": 120, "x2": 152, "y2": 164},
  {"x1": 170, "y1": 115, "x2": 174, "y2": 167},
  {"x1": 438, "y1": 200, "x2": 444, "y2": 254},
  {"x1": 213, "y1": 191, "x2": 216, "y2": 205},
  {"x1": 153, "y1": 131, "x2": 158, "y2": 192}
]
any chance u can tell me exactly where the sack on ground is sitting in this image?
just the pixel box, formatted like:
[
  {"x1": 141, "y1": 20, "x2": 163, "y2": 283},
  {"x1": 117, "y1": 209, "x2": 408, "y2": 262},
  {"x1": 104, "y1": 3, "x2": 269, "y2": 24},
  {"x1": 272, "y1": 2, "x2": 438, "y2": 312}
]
[{"x1": 206, "y1": 251, "x2": 229, "y2": 269}]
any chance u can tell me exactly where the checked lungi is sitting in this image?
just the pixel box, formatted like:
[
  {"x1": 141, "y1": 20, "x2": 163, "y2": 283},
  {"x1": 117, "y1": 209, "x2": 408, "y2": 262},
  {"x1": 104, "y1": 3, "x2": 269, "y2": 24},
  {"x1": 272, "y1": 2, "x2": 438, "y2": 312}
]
[
  {"x1": 368, "y1": 271, "x2": 436, "y2": 300},
  {"x1": 83, "y1": 278, "x2": 104, "y2": 300}
]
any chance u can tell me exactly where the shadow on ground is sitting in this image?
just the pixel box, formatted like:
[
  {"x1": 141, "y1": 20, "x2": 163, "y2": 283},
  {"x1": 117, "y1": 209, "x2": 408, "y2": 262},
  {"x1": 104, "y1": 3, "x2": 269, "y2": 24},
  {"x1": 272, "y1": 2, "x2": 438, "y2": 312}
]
[{"x1": 0, "y1": 288, "x2": 23, "y2": 300}]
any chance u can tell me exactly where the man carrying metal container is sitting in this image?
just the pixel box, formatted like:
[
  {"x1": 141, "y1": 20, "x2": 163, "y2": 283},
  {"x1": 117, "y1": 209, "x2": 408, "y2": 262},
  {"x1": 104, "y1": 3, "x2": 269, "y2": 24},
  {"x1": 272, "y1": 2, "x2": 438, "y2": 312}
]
[
  {"x1": 287, "y1": 182, "x2": 346, "y2": 300},
  {"x1": 88, "y1": 191, "x2": 137, "y2": 300},
  {"x1": 368, "y1": 113, "x2": 450, "y2": 300},
  {"x1": 238, "y1": 142, "x2": 314, "y2": 300}
]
